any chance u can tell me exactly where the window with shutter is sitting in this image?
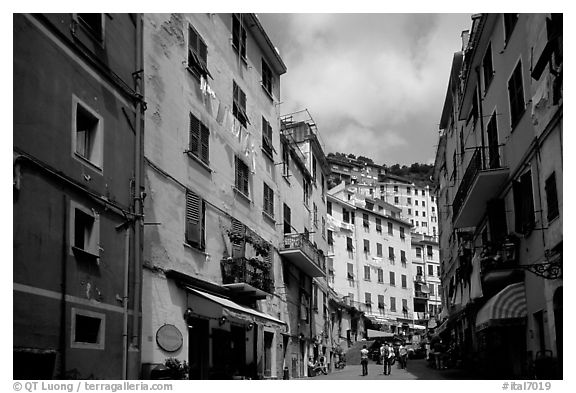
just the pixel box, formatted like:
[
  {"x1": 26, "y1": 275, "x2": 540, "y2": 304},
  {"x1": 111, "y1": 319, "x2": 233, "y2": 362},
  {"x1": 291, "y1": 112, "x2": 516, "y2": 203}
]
[
  {"x1": 282, "y1": 142, "x2": 290, "y2": 177},
  {"x1": 483, "y1": 42, "x2": 494, "y2": 90},
  {"x1": 188, "y1": 113, "x2": 210, "y2": 165},
  {"x1": 378, "y1": 294, "x2": 385, "y2": 309},
  {"x1": 185, "y1": 190, "x2": 205, "y2": 249},
  {"x1": 230, "y1": 218, "x2": 246, "y2": 258},
  {"x1": 346, "y1": 237, "x2": 353, "y2": 252},
  {"x1": 504, "y1": 13, "x2": 518, "y2": 43},
  {"x1": 377, "y1": 243, "x2": 382, "y2": 257},
  {"x1": 347, "y1": 263, "x2": 354, "y2": 279},
  {"x1": 261, "y1": 117, "x2": 274, "y2": 158},
  {"x1": 377, "y1": 269, "x2": 383, "y2": 283},
  {"x1": 261, "y1": 59, "x2": 273, "y2": 97},
  {"x1": 363, "y1": 239, "x2": 370, "y2": 253},
  {"x1": 263, "y1": 182, "x2": 274, "y2": 217},
  {"x1": 545, "y1": 172, "x2": 559, "y2": 222},
  {"x1": 76, "y1": 14, "x2": 104, "y2": 42},
  {"x1": 187, "y1": 25, "x2": 210, "y2": 79},
  {"x1": 233, "y1": 81, "x2": 248, "y2": 127},
  {"x1": 390, "y1": 296, "x2": 396, "y2": 312},
  {"x1": 388, "y1": 247, "x2": 395, "y2": 260},
  {"x1": 363, "y1": 213, "x2": 369, "y2": 228},
  {"x1": 513, "y1": 171, "x2": 535, "y2": 234},
  {"x1": 401, "y1": 274, "x2": 407, "y2": 288},
  {"x1": 364, "y1": 266, "x2": 370, "y2": 281},
  {"x1": 232, "y1": 14, "x2": 247, "y2": 60},
  {"x1": 283, "y1": 203, "x2": 291, "y2": 234},
  {"x1": 388, "y1": 222, "x2": 393, "y2": 235},
  {"x1": 508, "y1": 60, "x2": 525, "y2": 129},
  {"x1": 327, "y1": 230, "x2": 333, "y2": 245},
  {"x1": 235, "y1": 156, "x2": 250, "y2": 197},
  {"x1": 390, "y1": 272, "x2": 395, "y2": 286},
  {"x1": 487, "y1": 198, "x2": 507, "y2": 242}
]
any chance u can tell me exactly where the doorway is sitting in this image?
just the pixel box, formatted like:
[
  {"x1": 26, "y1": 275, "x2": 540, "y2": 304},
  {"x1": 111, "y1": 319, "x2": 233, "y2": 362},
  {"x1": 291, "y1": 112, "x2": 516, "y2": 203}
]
[{"x1": 188, "y1": 317, "x2": 209, "y2": 379}]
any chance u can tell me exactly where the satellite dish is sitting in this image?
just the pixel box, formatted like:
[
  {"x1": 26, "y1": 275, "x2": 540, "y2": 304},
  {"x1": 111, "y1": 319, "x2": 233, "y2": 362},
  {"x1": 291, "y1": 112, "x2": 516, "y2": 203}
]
[{"x1": 420, "y1": 284, "x2": 430, "y2": 294}]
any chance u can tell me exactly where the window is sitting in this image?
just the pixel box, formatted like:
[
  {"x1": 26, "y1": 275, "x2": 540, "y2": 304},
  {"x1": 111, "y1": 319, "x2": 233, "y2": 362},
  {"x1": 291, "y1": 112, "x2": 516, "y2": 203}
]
[
  {"x1": 343, "y1": 209, "x2": 350, "y2": 223},
  {"x1": 417, "y1": 266, "x2": 423, "y2": 276},
  {"x1": 312, "y1": 155, "x2": 318, "y2": 184},
  {"x1": 436, "y1": 266, "x2": 440, "y2": 277},
  {"x1": 261, "y1": 116, "x2": 274, "y2": 158},
  {"x1": 400, "y1": 250, "x2": 406, "y2": 263},
  {"x1": 416, "y1": 247, "x2": 422, "y2": 258},
  {"x1": 545, "y1": 172, "x2": 559, "y2": 222},
  {"x1": 513, "y1": 171, "x2": 535, "y2": 234},
  {"x1": 313, "y1": 203, "x2": 318, "y2": 227},
  {"x1": 234, "y1": 156, "x2": 250, "y2": 197},
  {"x1": 73, "y1": 97, "x2": 103, "y2": 170},
  {"x1": 303, "y1": 181, "x2": 310, "y2": 207},
  {"x1": 421, "y1": 190, "x2": 425, "y2": 196},
  {"x1": 422, "y1": 222, "x2": 427, "y2": 227},
  {"x1": 71, "y1": 202, "x2": 100, "y2": 259},
  {"x1": 233, "y1": 81, "x2": 248, "y2": 127},
  {"x1": 376, "y1": 243, "x2": 383, "y2": 257},
  {"x1": 348, "y1": 293, "x2": 354, "y2": 302},
  {"x1": 503, "y1": 13, "x2": 518, "y2": 43},
  {"x1": 263, "y1": 182, "x2": 274, "y2": 217},
  {"x1": 327, "y1": 230, "x2": 333, "y2": 245},
  {"x1": 431, "y1": 196, "x2": 435, "y2": 202},
  {"x1": 188, "y1": 113, "x2": 210, "y2": 166},
  {"x1": 415, "y1": 200, "x2": 419, "y2": 206},
  {"x1": 378, "y1": 294, "x2": 385, "y2": 309},
  {"x1": 261, "y1": 59, "x2": 273, "y2": 97},
  {"x1": 185, "y1": 189, "x2": 206, "y2": 249},
  {"x1": 394, "y1": 185, "x2": 399, "y2": 193},
  {"x1": 428, "y1": 265, "x2": 434, "y2": 276},
  {"x1": 282, "y1": 142, "x2": 290, "y2": 177},
  {"x1": 71, "y1": 308, "x2": 105, "y2": 349},
  {"x1": 377, "y1": 269, "x2": 384, "y2": 283},
  {"x1": 363, "y1": 213, "x2": 369, "y2": 229},
  {"x1": 76, "y1": 14, "x2": 103, "y2": 42},
  {"x1": 422, "y1": 201, "x2": 426, "y2": 207},
  {"x1": 422, "y1": 211, "x2": 426, "y2": 217},
  {"x1": 483, "y1": 42, "x2": 494, "y2": 90},
  {"x1": 365, "y1": 292, "x2": 372, "y2": 306},
  {"x1": 327, "y1": 201, "x2": 332, "y2": 215},
  {"x1": 394, "y1": 196, "x2": 399, "y2": 204},
  {"x1": 410, "y1": 219, "x2": 414, "y2": 225},
  {"x1": 508, "y1": 60, "x2": 525, "y2": 129},
  {"x1": 427, "y1": 245, "x2": 433, "y2": 257},
  {"x1": 388, "y1": 247, "x2": 395, "y2": 260},
  {"x1": 283, "y1": 203, "x2": 291, "y2": 234},
  {"x1": 407, "y1": 197, "x2": 412, "y2": 205},
  {"x1": 187, "y1": 25, "x2": 210, "y2": 79},
  {"x1": 390, "y1": 297, "x2": 396, "y2": 312},
  {"x1": 429, "y1": 283, "x2": 435, "y2": 296},
  {"x1": 407, "y1": 187, "x2": 411, "y2": 195},
  {"x1": 322, "y1": 217, "x2": 326, "y2": 238},
  {"x1": 432, "y1": 206, "x2": 435, "y2": 213},
  {"x1": 400, "y1": 227, "x2": 405, "y2": 239},
  {"x1": 346, "y1": 237, "x2": 354, "y2": 252},
  {"x1": 390, "y1": 271, "x2": 395, "y2": 286},
  {"x1": 401, "y1": 274, "x2": 407, "y2": 288},
  {"x1": 375, "y1": 218, "x2": 382, "y2": 233},
  {"x1": 415, "y1": 211, "x2": 419, "y2": 216},
  {"x1": 408, "y1": 208, "x2": 412, "y2": 215},
  {"x1": 363, "y1": 239, "x2": 370, "y2": 253},
  {"x1": 347, "y1": 263, "x2": 354, "y2": 279},
  {"x1": 364, "y1": 266, "x2": 371, "y2": 281},
  {"x1": 388, "y1": 222, "x2": 393, "y2": 235},
  {"x1": 232, "y1": 13, "x2": 247, "y2": 60},
  {"x1": 416, "y1": 221, "x2": 419, "y2": 227},
  {"x1": 312, "y1": 284, "x2": 318, "y2": 312}
]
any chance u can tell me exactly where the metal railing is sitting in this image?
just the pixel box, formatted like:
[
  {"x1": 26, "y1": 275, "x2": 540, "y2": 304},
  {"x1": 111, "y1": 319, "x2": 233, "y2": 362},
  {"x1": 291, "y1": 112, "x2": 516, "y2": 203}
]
[
  {"x1": 453, "y1": 145, "x2": 505, "y2": 220},
  {"x1": 221, "y1": 257, "x2": 274, "y2": 293},
  {"x1": 282, "y1": 233, "x2": 326, "y2": 272}
]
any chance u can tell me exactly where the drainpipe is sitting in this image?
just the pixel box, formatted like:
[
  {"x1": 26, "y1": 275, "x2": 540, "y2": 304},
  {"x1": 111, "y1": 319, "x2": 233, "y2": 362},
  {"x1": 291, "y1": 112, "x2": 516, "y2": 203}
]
[
  {"x1": 131, "y1": 12, "x2": 144, "y2": 372},
  {"x1": 60, "y1": 195, "x2": 68, "y2": 378},
  {"x1": 122, "y1": 228, "x2": 130, "y2": 379}
]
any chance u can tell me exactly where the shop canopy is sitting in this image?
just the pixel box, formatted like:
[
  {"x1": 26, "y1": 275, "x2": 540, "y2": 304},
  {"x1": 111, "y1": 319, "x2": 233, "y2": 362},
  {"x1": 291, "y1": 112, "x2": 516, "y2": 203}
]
[
  {"x1": 475, "y1": 282, "x2": 527, "y2": 331},
  {"x1": 185, "y1": 287, "x2": 286, "y2": 327},
  {"x1": 367, "y1": 329, "x2": 394, "y2": 338}
]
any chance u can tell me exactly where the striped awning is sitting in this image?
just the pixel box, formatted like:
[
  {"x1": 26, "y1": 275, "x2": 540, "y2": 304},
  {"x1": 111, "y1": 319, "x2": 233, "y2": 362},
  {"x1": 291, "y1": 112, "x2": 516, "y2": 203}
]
[{"x1": 475, "y1": 282, "x2": 527, "y2": 331}]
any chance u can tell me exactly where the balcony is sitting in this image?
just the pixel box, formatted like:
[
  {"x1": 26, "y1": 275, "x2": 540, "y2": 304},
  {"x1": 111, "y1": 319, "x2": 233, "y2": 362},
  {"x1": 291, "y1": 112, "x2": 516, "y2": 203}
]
[
  {"x1": 221, "y1": 257, "x2": 273, "y2": 299},
  {"x1": 453, "y1": 146, "x2": 509, "y2": 228},
  {"x1": 479, "y1": 240, "x2": 524, "y2": 295},
  {"x1": 279, "y1": 233, "x2": 326, "y2": 277}
]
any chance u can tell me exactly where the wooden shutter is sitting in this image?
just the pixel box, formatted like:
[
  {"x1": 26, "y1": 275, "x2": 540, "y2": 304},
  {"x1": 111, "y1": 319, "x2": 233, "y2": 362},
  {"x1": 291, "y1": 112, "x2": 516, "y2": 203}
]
[
  {"x1": 198, "y1": 39, "x2": 207, "y2": 66},
  {"x1": 545, "y1": 172, "x2": 559, "y2": 221},
  {"x1": 185, "y1": 190, "x2": 203, "y2": 247},
  {"x1": 283, "y1": 203, "x2": 291, "y2": 234},
  {"x1": 230, "y1": 218, "x2": 246, "y2": 258},
  {"x1": 189, "y1": 27, "x2": 198, "y2": 54},
  {"x1": 200, "y1": 124, "x2": 209, "y2": 164},
  {"x1": 521, "y1": 171, "x2": 535, "y2": 232},
  {"x1": 232, "y1": 14, "x2": 240, "y2": 51},
  {"x1": 189, "y1": 113, "x2": 200, "y2": 156}
]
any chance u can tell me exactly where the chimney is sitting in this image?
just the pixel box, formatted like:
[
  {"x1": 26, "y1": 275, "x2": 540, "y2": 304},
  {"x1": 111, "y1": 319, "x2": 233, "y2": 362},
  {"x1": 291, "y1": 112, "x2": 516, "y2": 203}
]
[{"x1": 461, "y1": 30, "x2": 470, "y2": 52}]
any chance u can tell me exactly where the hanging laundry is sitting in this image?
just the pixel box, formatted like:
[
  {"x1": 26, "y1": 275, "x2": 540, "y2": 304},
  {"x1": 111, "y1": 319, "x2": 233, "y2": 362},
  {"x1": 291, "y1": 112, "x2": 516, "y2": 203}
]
[
  {"x1": 199, "y1": 76, "x2": 207, "y2": 95},
  {"x1": 469, "y1": 251, "x2": 484, "y2": 300},
  {"x1": 251, "y1": 146, "x2": 257, "y2": 173},
  {"x1": 216, "y1": 103, "x2": 226, "y2": 125}
]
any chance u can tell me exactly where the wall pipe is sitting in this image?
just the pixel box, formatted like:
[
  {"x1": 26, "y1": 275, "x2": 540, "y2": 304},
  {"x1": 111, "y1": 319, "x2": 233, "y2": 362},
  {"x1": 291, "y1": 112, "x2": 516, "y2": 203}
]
[
  {"x1": 121, "y1": 227, "x2": 130, "y2": 379},
  {"x1": 59, "y1": 194, "x2": 68, "y2": 378}
]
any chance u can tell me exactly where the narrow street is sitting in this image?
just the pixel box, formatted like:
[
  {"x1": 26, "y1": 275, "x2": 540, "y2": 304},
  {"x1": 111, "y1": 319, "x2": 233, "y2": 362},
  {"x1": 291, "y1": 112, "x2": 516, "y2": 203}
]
[{"x1": 309, "y1": 359, "x2": 474, "y2": 380}]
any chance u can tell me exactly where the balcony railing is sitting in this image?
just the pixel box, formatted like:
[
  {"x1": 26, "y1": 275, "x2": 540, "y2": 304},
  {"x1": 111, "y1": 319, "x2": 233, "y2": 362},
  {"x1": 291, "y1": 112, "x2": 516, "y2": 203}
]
[
  {"x1": 280, "y1": 233, "x2": 326, "y2": 277},
  {"x1": 221, "y1": 257, "x2": 273, "y2": 294},
  {"x1": 452, "y1": 145, "x2": 508, "y2": 228}
]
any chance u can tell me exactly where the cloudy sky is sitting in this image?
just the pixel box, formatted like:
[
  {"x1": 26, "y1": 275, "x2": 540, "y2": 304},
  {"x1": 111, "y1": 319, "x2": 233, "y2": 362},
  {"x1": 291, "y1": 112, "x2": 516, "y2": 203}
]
[{"x1": 258, "y1": 13, "x2": 472, "y2": 166}]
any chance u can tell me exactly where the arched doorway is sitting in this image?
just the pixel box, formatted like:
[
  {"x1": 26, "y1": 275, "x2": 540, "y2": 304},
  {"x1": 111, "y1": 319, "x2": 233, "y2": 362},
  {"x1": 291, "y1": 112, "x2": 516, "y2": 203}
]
[{"x1": 553, "y1": 287, "x2": 562, "y2": 378}]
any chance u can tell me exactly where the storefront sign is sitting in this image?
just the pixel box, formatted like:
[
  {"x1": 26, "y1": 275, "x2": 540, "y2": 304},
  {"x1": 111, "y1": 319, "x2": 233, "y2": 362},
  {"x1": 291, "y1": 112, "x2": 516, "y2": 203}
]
[{"x1": 156, "y1": 324, "x2": 183, "y2": 352}]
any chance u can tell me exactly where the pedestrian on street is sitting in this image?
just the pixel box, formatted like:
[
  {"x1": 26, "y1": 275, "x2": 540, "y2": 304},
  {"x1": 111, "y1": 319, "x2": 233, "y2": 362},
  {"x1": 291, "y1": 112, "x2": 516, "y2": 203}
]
[
  {"x1": 382, "y1": 343, "x2": 393, "y2": 375},
  {"x1": 399, "y1": 344, "x2": 408, "y2": 369},
  {"x1": 360, "y1": 345, "x2": 369, "y2": 376}
]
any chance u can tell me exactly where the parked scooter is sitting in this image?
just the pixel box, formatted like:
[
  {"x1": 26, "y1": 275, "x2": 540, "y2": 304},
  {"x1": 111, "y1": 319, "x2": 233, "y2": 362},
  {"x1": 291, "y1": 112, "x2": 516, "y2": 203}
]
[
  {"x1": 334, "y1": 355, "x2": 346, "y2": 370},
  {"x1": 308, "y1": 357, "x2": 328, "y2": 376}
]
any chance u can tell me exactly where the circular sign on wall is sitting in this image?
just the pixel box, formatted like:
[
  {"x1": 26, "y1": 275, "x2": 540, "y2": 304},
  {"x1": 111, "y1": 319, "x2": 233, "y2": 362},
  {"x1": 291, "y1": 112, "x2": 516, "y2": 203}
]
[{"x1": 156, "y1": 324, "x2": 183, "y2": 352}]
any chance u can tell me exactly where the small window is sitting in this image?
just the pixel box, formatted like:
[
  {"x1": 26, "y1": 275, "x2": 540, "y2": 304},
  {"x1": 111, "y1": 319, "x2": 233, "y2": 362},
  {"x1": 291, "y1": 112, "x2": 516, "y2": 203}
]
[
  {"x1": 232, "y1": 13, "x2": 247, "y2": 60},
  {"x1": 261, "y1": 116, "x2": 274, "y2": 158},
  {"x1": 427, "y1": 245, "x2": 433, "y2": 257},
  {"x1": 513, "y1": 171, "x2": 535, "y2": 234},
  {"x1": 234, "y1": 156, "x2": 250, "y2": 197},
  {"x1": 76, "y1": 14, "x2": 103, "y2": 42},
  {"x1": 363, "y1": 239, "x2": 370, "y2": 253},
  {"x1": 347, "y1": 263, "x2": 354, "y2": 279},
  {"x1": 303, "y1": 181, "x2": 311, "y2": 206},
  {"x1": 416, "y1": 247, "x2": 422, "y2": 258},
  {"x1": 363, "y1": 213, "x2": 369, "y2": 228},
  {"x1": 376, "y1": 243, "x2": 383, "y2": 257},
  {"x1": 416, "y1": 211, "x2": 419, "y2": 216},
  {"x1": 429, "y1": 283, "x2": 435, "y2": 296},
  {"x1": 421, "y1": 190, "x2": 426, "y2": 196},
  {"x1": 483, "y1": 42, "x2": 494, "y2": 90},
  {"x1": 407, "y1": 187, "x2": 411, "y2": 195},
  {"x1": 407, "y1": 197, "x2": 412, "y2": 205},
  {"x1": 390, "y1": 296, "x2": 396, "y2": 312},
  {"x1": 422, "y1": 201, "x2": 426, "y2": 207},
  {"x1": 346, "y1": 237, "x2": 354, "y2": 252},
  {"x1": 504, "y1": 13, "x2": 518, "y2": 43},
  {"x1": 388, "y1": 246, "x2": 395, "y2": 260},
  {"x1": 394, "y1": 196, "x2": 399, "y2": 204},
  {"x1": 71, "y1": 308, "x2": 105, "y2": 349},
  {"x1": 378, "y1": 294, "x2": 385, "y2": 309},
  {"x1": 343, "y1": 209, "x2": 350, "y2": 223},
  {"x1": 428, "y1": 264, "x2": 434, "y2": 276},
  {"x1": 401, "y1": 250, "x2": 406, "y2": 263},
  {"x1": 422, "y1": 222, "x2": 427, "y2": 227},
  {"x1": 508, "y1": 60, "x2": 526, "y2": 129},
  {"x1": 233, "y1": 81, "x2": 249, "y2": 127},
  {"x1": 377, "y1": 269, "x2": 384, "y2": 283},
  {"x1": 388, "y1": 222, "x2": 393, "y2": 235},
  {"x1": 422, "y1": 211, "x2": 426, "y2": 217},
  {"x1": 188, "y1": 113, "x2": 210, "y2": 166},
  {"x1": 415, "y1": 200, "x2": 419, "y2": 206},
  {"x1": 375, "y1": 218, "x2": 382, "y2": 233},
  {"x1": 185, "y1": 190, "x2": 206, "y2": 249},
  {"x1": 313, "y1": 203, "x2": 318, "y2": 227},
  {"x1": 327, "y1": 230, "x2": 333, "y2": 245},
  {"x1": 73, "y1": 97, "x2": 103, "y2": 170},
  {"x1": 365, "y1": 292, "x2": 372, "y2": 306},
  {"x1": 364, "y1": 266, "x2": 371, "y2": 281},
  {"x1": 263, "y1": 182, "x2": 274, "y2": 217},
  {"x1": 327, "y1": 201, "x2": 332, "y2": 215},
  {"x1": 400, "y1": 227, "x2": 405, "y2": 239},
  {"x1": 402, "y1": 299, "x2": 408, "y2": 313},
  {"x1": 70, "y1": 201, "x2": 100, "y2": 260},
  {"x1": 261, "y1": 59, "x2": 274, "y2": 97},
  {"x1": 390, "y1": 272, "x2": 395, "y2": 286},
  {"x1": 545, "y1": 172, "x2": 559, "y2": 222},
  {"x1": 401, "y1": 274, "x2": 407, "y2": 288},
  {"x1": 394, "y1": 185, "x2": 398, "y2": 193},
  {"x1": 283, "y1": 203, "x2": 291, "y2": 234},
  {"x1": 187, "y1": 25, "x2": 210, "y2": 79}
]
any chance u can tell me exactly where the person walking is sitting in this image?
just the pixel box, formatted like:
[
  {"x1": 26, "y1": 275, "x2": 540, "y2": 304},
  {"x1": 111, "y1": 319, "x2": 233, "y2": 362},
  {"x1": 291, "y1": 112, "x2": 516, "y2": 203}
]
[
  {"x1": 399, "y1": 344, "x2": 408, "y2": 369},
  {"x1": 360, "y1": 345, "x2": 369, "y2": 376},
  {"x1": 382, "y1": 343, "x2": 393, "y2": 375}
]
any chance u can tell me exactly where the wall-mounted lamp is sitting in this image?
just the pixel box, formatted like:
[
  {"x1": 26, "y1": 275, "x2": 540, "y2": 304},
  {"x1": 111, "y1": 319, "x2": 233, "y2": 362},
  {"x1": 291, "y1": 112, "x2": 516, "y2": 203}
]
[
  {"x1": 219, "y1": 316, "x2": 227, "y2": 326},
  {"x1": 246, "y1": 322, "x2": 254, "y2": 331},
  {"x1": 183, "y1": 307, "x2": 194, "y2": 320}
]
